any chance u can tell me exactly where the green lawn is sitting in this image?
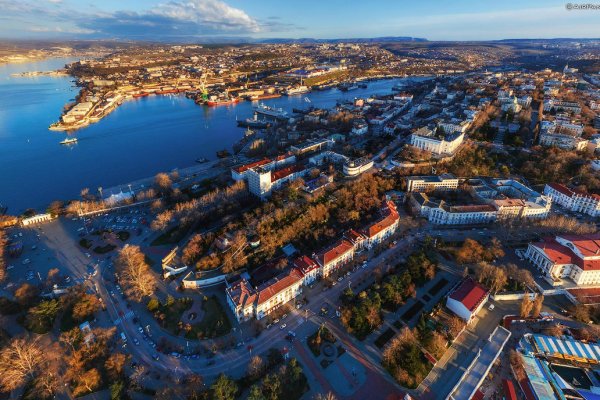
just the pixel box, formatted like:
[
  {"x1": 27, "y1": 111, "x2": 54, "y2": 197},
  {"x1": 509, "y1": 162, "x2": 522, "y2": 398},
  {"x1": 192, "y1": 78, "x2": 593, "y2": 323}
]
[
  {"x1": 185, "y1": 296, "x2": 232, "y2": 339},
  {"x1": 150, "y1": 225, "x2": 190, "y2": 246}
]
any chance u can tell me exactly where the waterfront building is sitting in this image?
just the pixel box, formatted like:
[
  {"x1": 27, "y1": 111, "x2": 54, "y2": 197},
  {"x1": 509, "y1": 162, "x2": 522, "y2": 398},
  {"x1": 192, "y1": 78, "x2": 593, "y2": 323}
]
[
  {"x1": 21, "y1": 213, "x2": 53, "y2": 226},
  {"x1": 525, "y1": 233, "x2": 600, "y2": 286},
  {"x1": 290, "y1": 138, "x2": 334, "y2": 156},
  {"x1": 544, "y1": 183, "x2": 600, "y2": 217},
  {"x1": 231, "y1": 153, "x2": 296, "y2": 181},
  {"x1": 246, "y1": 163, "x2": 307, "y2": 198}
]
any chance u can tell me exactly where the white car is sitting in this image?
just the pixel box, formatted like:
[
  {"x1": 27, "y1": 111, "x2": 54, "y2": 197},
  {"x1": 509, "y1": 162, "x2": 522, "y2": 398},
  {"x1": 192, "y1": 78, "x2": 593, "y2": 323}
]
[{"x1": 280, "y1": 324, "x2": 287, "y2": 330}]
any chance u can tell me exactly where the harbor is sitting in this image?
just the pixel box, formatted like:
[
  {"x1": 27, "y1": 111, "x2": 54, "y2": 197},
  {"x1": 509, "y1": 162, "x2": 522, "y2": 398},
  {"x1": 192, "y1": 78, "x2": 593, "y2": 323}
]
[{"x1": 0, "y1": 57, "x2": 416, "y2": 214}]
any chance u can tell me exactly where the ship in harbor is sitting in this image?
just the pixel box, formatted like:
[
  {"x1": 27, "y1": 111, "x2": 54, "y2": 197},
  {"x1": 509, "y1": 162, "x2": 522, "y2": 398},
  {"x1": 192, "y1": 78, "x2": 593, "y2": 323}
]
[
  {"x1": 339, "y1": 82, "x2": 359, "y2": 91},
  {"x1": 283, "y1": 85, "x2": 310, "y2": 96},
  {"x1": 206, "y1": 96, "x2": 240, "y2": 107},
  {"x1": 237, "y1": 113, "x2": 271, "y2": 128},
  {"x1": 59, "y1": 137, "x2": 78, "y2": 145},
  {"x1": 249, "y1": 93, "x2": 282, "y2": 101},
  {"x1": 253, "y1": 103, "x2": 289, "y2": 119}
]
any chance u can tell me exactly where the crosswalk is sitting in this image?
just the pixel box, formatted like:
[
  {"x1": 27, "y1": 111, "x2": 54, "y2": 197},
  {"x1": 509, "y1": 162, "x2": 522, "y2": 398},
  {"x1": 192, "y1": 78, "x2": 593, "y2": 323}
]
[{"x1": 114, "y1": 310, "x2": 134, "y2": 325}]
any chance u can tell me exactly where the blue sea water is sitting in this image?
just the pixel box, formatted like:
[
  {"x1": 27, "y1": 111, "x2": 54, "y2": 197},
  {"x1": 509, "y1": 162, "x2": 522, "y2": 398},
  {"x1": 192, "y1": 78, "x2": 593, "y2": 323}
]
[{"x1": 0, "y1": 58, "x2": 407, "y2": 213}]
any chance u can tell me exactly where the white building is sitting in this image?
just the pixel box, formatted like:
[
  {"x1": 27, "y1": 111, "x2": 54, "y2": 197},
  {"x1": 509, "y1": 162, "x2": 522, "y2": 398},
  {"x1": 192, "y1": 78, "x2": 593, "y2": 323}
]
[
  {"x1": 343, "y1": 158, "x2": 374, "y2": 177},
  {"x1": 247, "y1": 163, "x2": 307, "y2": 198},
  {"x1": 446, "y1": 277, "x2": 490, "y2": 323},
  {"x1": 21, "y1": 213, "x2": 53, "y2": 226},
  {"x1": 525, "y1": 233, "x2": 600, "y2": 286},
  {"x1": 231, "y1": 153, "x2": 296, "y2": 181},
  {"x1": 544, "y1": 183, "x2": 600, "y2": 217},
  {"x1": 406, "y1": 174, "x2": 459, "y2": 192},
  {"x1": 409, "y1": 126, "x2": 464, "y2": 156}
]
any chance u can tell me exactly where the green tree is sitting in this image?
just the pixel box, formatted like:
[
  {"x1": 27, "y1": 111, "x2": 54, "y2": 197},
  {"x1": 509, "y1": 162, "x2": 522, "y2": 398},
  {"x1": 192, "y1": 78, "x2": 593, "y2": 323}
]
[
  {"x1": 211, "y1": 374, "x2": 237, "y2": 400},
  {"x1": 248, "y1": 385, "x2": 266, "y2": 400}
]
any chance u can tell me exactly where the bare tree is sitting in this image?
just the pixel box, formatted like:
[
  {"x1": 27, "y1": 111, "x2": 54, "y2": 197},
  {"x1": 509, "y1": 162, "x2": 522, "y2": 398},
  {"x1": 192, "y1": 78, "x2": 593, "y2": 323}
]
[
  {"x1": 520, "y1": 293, "x2": 533, "y2": 318},
  {"x1": 154, "y1": 173, "x2": 173, "y2": 193},
  {"x1": 115, "y1": 245, "x2": 157, "y2": 301},
  {"x1": 246, "y1": 355, "x2": 264, "y2": 380},
  {"x1": 314, "y1": 392, "x2": 337, "y2": 400},
  {"x1": 531, "y1": 294, "x2": 544, "y2": 318},
  {"x1": 0, "y1": 336, "x2": 44, "y2": 392}
]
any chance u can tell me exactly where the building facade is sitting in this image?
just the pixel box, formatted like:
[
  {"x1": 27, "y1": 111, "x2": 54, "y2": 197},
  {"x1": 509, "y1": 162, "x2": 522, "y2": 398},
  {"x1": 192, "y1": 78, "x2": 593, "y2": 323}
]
[{"x1": 525, "y1": 233, "x2": 600, "y2": 286}]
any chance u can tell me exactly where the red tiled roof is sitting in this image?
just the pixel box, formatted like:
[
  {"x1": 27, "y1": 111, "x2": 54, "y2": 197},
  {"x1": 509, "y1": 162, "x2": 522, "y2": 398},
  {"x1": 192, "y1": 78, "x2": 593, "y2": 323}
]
[
  {"x1": 567, "y1": 287, "x2": 600, "y2": 304},
  {"x1": 362, "y1": 201, "x2": 400, "y2": 238},
  {"x1": 315, "y1": 239, "x2": 354, "y2": 267},
  {"x1": 547, "y1": 182, "x2": 600, "y2": 201},
  {"x1": 449, "y1": 277, "x2": 489, "y2": 312},
  {"x1": 233, "y1": 158, "x2": 271, "y2": 173},
  {"x1": 256, "y1": 268, "x2": 303, "y2": 306},
  {"x1": 271, "y1": 164, "x2": 305, "y2": 183},
  {"x1": 344, "y1": 229, "x2": 366, "y2": 245},
  {"x1": 532, "y1": 234, "x2": 600, "y2": 271},
  {"x1": 293, "y1": 255, "x2": 319, "y2": 274},
  {"x1": 227, "y1": 279, "x2": 256, "y2": 310}
]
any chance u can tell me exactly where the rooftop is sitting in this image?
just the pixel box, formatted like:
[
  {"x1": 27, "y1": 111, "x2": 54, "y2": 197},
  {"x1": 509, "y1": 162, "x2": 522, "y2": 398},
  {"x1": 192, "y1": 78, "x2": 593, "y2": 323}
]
[{"x1": 449, "y1": 277, "x2": 489, "y2": 311}]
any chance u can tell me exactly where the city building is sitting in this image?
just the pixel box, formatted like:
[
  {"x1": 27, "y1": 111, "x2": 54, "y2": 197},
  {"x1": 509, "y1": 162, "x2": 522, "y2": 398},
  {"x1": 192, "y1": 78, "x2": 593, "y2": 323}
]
[
  {"x1": 21, "y1": 213, "x2": 53, "y2": 226},
  {"x1": 360, "y1": 201, "x2": 399, "y2": 247},
  {"x1": 405, "y1": 174, "x2": 459, "y2": 192},
  {"x1": 226, "y1": 267, "x2": 305, "y2": 322},
  {"x1": 314, "y1": 239, "x2": 355, "y2": 278},
  {"x1": 343, "y1": 157, "x2": 374, "y2": 177},
  {"x1": 231, "y1": 153, "x2": 296, "y2": 181},
  {"x1": 409, "y1": 126, "x2": 465, "y2": 156},
  {"x1": 290, "y1": 138, "x2": 334, "y2": 156},
  {"x1": 246, "y1": 163, "x2": 307, "y2": 198},
  {"x1": 544, "y1": 183, "x2": 600, "y2": 217},
  {"x1": 524, "y1": 233, "x2": 600, "y2": 286},
  {"x1": 446, "y1": 277, "x2": 490, "y2": 323}
]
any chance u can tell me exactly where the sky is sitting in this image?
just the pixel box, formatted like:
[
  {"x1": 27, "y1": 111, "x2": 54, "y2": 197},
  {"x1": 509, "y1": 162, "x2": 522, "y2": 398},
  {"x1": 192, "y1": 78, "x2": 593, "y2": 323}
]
[{"x1": 1, "y1": 0, "x2": 599, "y2": 42}]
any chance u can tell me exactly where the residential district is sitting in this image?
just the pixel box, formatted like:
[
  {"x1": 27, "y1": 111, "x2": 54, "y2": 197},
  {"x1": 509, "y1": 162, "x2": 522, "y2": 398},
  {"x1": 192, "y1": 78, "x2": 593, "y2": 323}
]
[{"x1": 3, "y1": 39, "x2": 600, "y2": 400}]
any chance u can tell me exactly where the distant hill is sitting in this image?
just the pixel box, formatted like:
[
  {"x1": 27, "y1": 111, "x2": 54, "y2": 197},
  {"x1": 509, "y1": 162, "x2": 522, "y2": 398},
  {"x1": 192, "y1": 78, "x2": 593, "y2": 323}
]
[{"x1": 258, "y1": 36, "x2": 428, "y2": 44}]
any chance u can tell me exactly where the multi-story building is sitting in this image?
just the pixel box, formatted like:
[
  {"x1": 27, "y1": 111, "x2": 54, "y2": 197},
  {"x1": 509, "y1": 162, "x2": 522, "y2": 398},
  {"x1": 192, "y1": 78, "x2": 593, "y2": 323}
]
[
  {"x1": 360, "y1": 201, "x2": 399, "y2": 247},
  {"x1": 290, "y1": 138, "x2": 334, "y2": 156},
  {"x1": 226, "y1": 267, "x2": 304, "y2": 322},
  {"x1": 406, "y1": 174, "x2": 459, "y2": 192},
  {"x1": 524, "y1": 233, "x2": 600, "y2": 286},
  {"x1": 293, "y1": 255, "x2": 320, "y2": 286},
  {"x1": 544, "y1": 183, "x2": 600, "y2": 217},
  {"x1": 314, "y1": 239, "x2": 355, "y2": 278},
  {"x1": 409, "y1": 126, "x2": 464, "y2": 156},
  {"x1": 427, "y1": 204, "x2": 497, "y2": 225},
  {"x1": 543, "y1": 99, "x2": 582, "y2": 114},
  {"x1": 246, "y1": 163, "x2": 307, "y2": 198},
  {"x1": 343, "y1": 157, "x2": 374, "y2": 177},
  {"x1": 231, "y1": 153, "x2": 296, "y2": 181}
]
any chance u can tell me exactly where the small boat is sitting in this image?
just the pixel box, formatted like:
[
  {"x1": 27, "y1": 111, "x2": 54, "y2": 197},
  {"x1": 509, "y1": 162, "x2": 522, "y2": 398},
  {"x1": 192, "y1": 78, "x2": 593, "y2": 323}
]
[
  {"x1": 60, "y1": 137, "x2": 77, "y2": 145},
  {"x1": 216, "y1": 149, "x2": 231, "y2": 158}
]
